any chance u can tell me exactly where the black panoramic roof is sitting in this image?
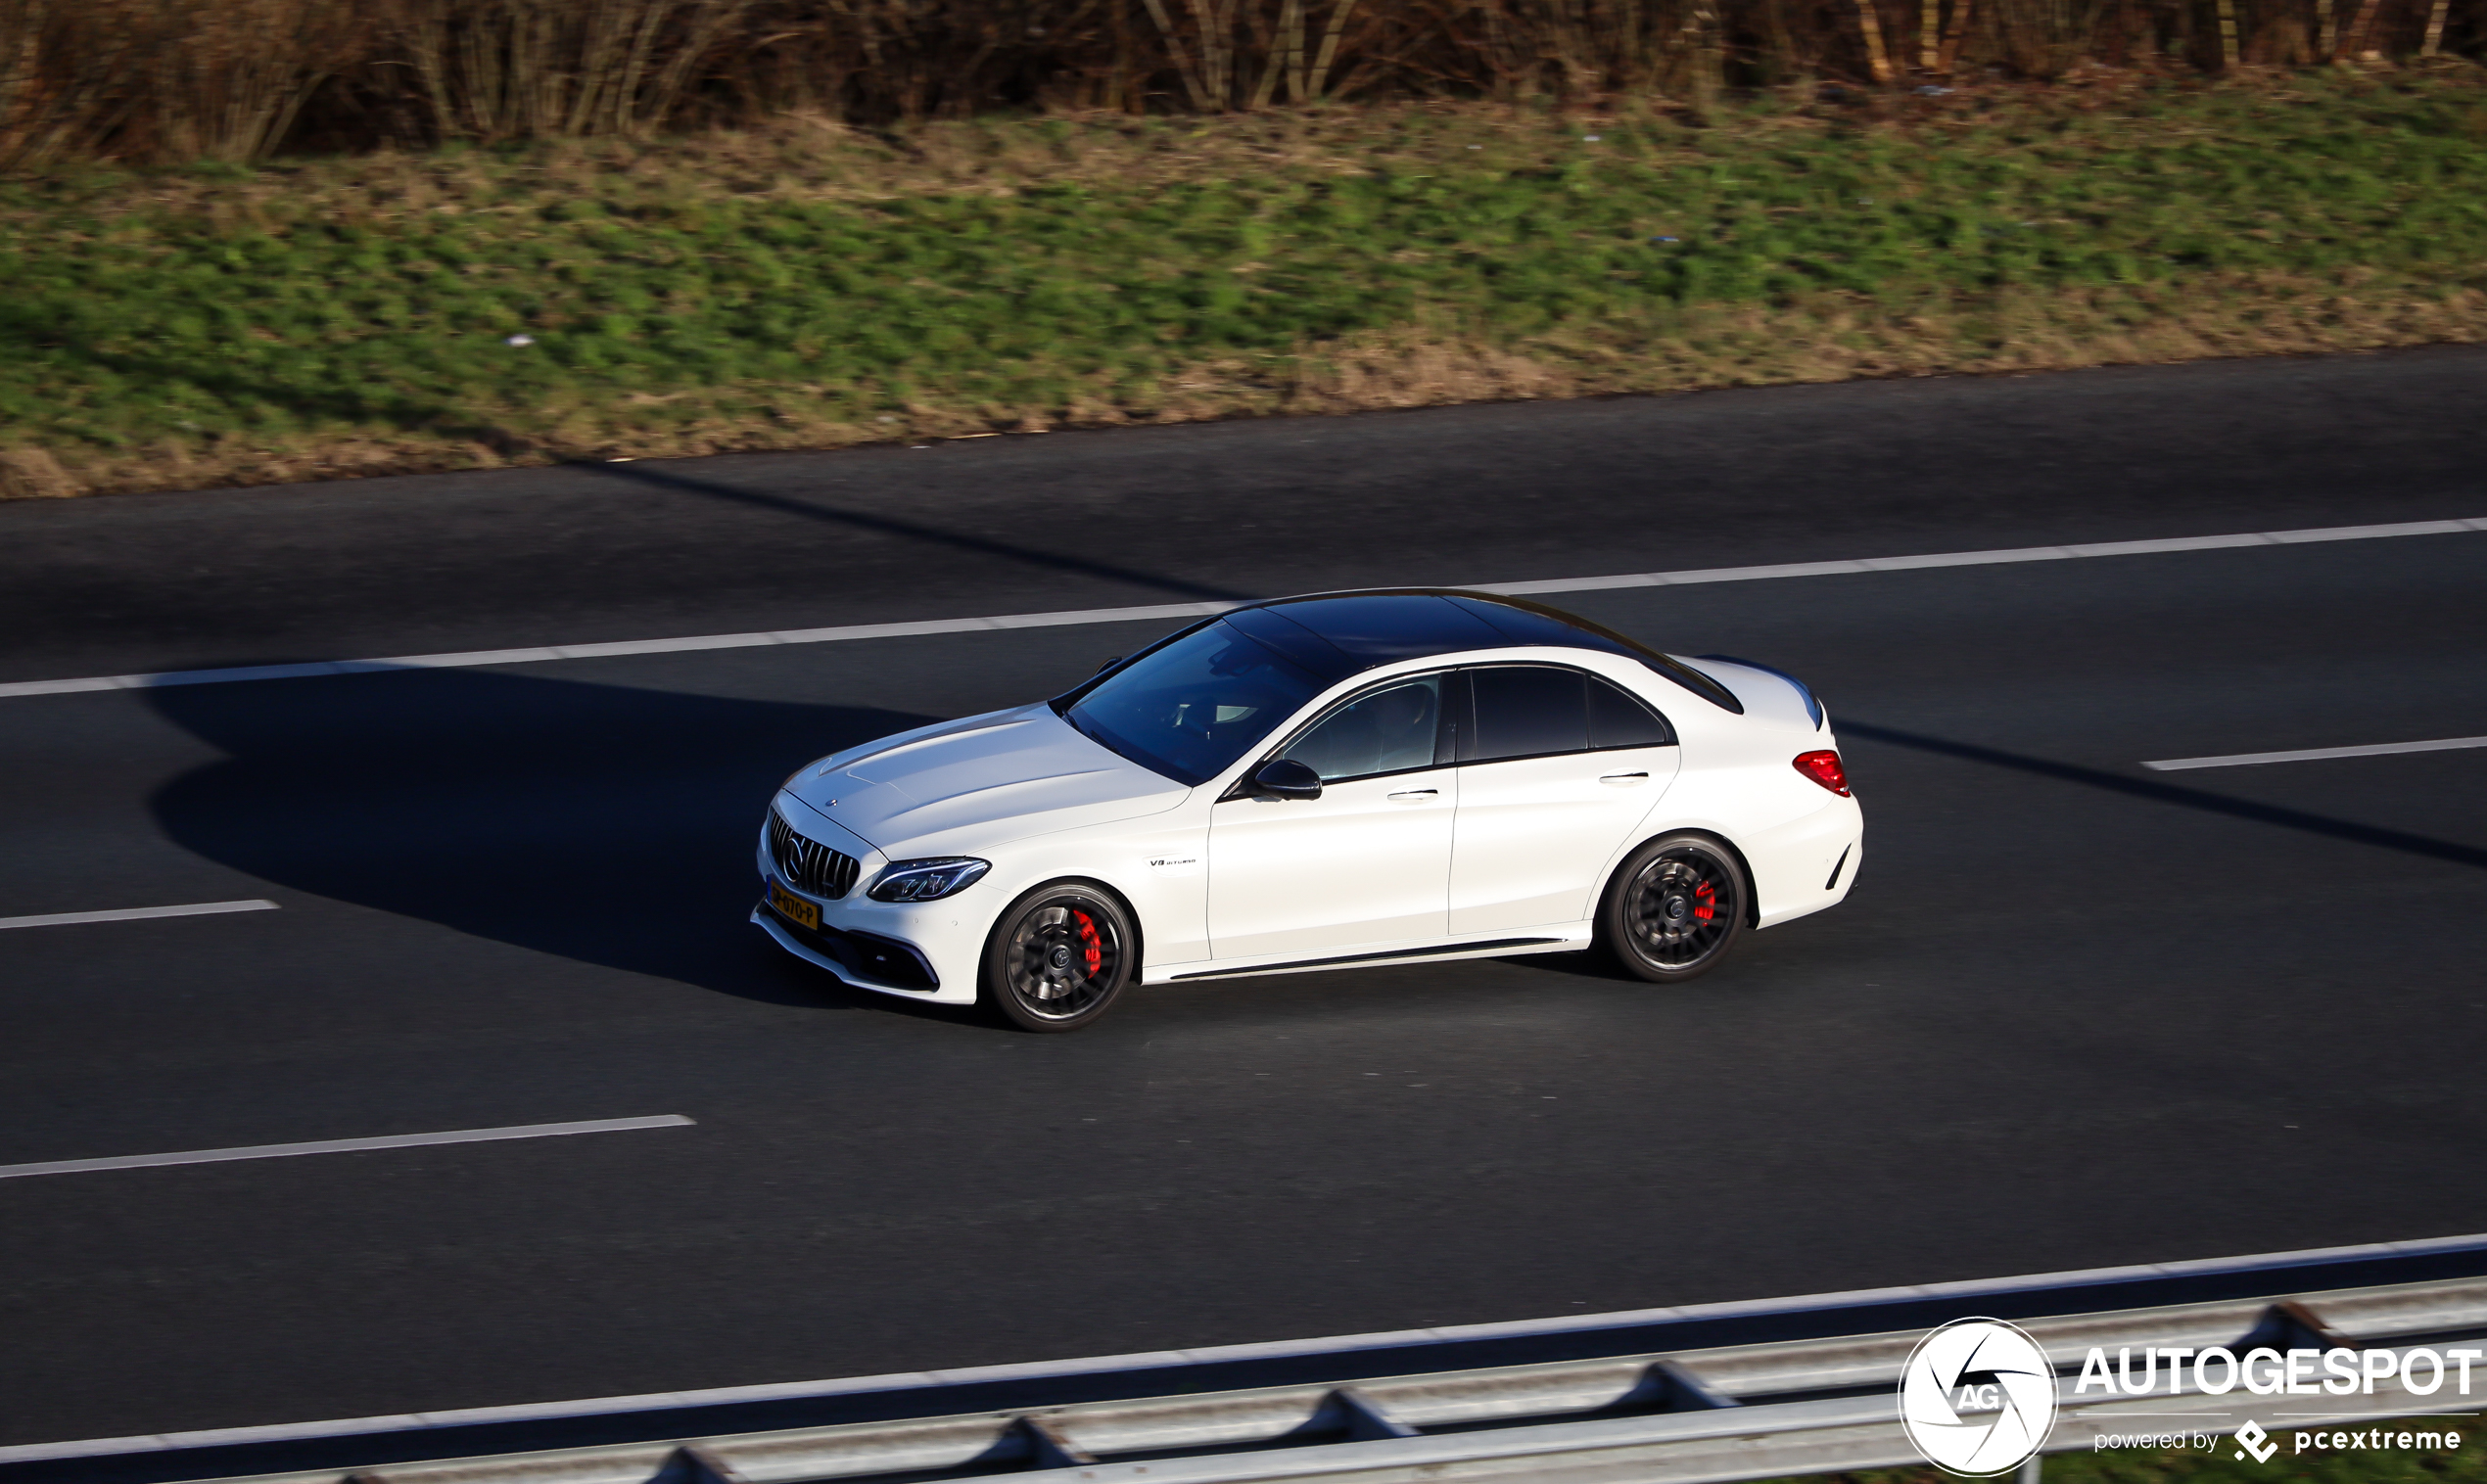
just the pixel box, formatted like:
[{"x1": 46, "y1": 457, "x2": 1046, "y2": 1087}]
[{"x1": 1220, "y1": 590, "x2": 1742, "y2": 713}]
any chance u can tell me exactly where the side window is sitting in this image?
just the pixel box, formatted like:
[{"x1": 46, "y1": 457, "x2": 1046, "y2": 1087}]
[
  {"x1": 1467, "y1": 666, "x2": 1588, "y2": 763},
  {"x1": 1588, "y1": 674, "x2": 1674, "y2": 749},
  {"x1": 1278, "y1": 674, "x2": 1445, "y2": 782}
]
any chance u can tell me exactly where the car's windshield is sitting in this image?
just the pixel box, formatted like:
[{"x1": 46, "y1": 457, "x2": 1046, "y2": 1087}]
[{"x1": 1061, "y1": 621, "x2": 1325, "y2": 786}]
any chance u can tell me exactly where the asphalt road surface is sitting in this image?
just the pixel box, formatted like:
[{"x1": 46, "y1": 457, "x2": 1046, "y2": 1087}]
[{"x1": 2, "y1": 348, "x2": 2483, "y2": 1457}]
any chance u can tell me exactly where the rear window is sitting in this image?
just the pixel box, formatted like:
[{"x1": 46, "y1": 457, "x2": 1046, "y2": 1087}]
[
  {"x1": 1463, "y1": 667, "x2": 1675, "y2": 763},
  {"x1": 1467, "y1": 666, "x2": 1588, "y2": 762},
  {"x1": 1589, "y1": 675, "x2": 1674, "y2": 748}
]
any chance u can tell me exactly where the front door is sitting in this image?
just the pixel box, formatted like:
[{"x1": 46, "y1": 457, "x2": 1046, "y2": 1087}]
[
  {"x1": 1449, "y1": 666, "x2": 1681, "y2": 935},
  {"x1": 1208, "y1": 673, "x2": 1456, "y2": 961}
]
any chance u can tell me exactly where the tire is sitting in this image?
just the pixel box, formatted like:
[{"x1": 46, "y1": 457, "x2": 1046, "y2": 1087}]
[
  {"x1": 1599, "y1": 832, "x2": 1750, "y2": 984},
  {"x1": 982, "y1": 883, "x2": 1137, "y2": 1032}
]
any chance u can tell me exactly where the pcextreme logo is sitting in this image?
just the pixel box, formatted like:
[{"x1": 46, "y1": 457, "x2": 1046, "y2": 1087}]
[
  {"x1": 1899, "y1": 1319, "x2": 2060, "y2": 1476},
  {"x1": 2234, "y1": 1419, "x2": 2278, "y2": 1462}
]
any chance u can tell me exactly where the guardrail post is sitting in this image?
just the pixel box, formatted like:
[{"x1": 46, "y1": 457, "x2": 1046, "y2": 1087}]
[
  {"x1": 2239, "y1": 1299, "x2": 2353, "y2": 1352},
  {"x1": 1010, "y1": 1415, "x2": 1098, "y2": 1468},
  {"x1": 1637, "y1": 1359, "x2": 1742, "y2": 1412},
  {"x1": 1330, "y1": 1386, "x2": 1421, "y2": 1441},
  {"x1": 665, "y1": 1443, "x2": 750, "y2": 1483}
]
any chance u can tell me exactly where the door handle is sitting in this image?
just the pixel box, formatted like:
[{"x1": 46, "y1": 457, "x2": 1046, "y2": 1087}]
[
  {"x1": 1386, "y1": 788, "x2": 1439, "y2": 802},
  {"x1": 1599, "y1": 771, "x2": 1649, "y2": 786}
]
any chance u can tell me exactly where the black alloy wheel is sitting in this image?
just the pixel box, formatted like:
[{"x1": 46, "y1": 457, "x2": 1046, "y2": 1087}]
[
  {"x1": 1601, "y1": 833, "x2": 1749, "y2": 983},
  {"x1": 984, "y1": 884, "x2": 1136, "y2": 1032}
]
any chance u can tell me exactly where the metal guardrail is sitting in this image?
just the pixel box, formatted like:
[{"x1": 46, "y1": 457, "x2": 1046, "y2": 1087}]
[{"x1": 193, "y1": 1275, "x2": 2487, "y2": 1484}]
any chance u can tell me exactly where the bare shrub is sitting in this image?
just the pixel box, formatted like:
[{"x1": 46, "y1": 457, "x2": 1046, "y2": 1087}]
[
  {"x1": 384, "y1": 0, "x2": 757, "y2": 141},
  {"x1": 1987, "y1": 0, "x2": 2106, "y2": 76},
  {"x1": 0, "y1": 0, "x2": 363, "y2": 166},
  {"x1": 1, "y1": 0, "x2": 2481, "y2": 168}
]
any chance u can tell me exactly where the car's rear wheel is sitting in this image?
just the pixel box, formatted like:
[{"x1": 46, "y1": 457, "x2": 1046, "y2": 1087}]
[
  {"x1": 983, "y1": 884, "x2": 1135, "y2": 1032},
  {"x1": 1601, "y1": 833, "x2": 1748, "y2": 983}
]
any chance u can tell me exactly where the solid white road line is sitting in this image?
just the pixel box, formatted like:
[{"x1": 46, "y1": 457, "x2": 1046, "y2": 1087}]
[
  {"x1": 0, "y1": 899, "x2": 278, "y2": 931},
  {"x1": 2, "y1": 516, "x2": 2480, "y2": 700},
  {"x1": 0, "y1": 1115, "x2": 695, "y2": 1182},
  {"x1": 2144, "y1": 735, "x2": 2487, "y2": 771},
  {"x1": 4, "y1": 1228, "x2": 2481, "y2": 1464}
]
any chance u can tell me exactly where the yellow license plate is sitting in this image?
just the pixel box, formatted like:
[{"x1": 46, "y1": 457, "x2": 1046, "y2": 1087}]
[{"x1": 768, "y1": 880, "x2": 821, "y2": 932}]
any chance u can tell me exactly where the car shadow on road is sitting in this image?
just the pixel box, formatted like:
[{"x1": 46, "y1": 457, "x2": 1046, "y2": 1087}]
[{"x1": 143, "y1": 665, "x2": 992, "y2": 1021}]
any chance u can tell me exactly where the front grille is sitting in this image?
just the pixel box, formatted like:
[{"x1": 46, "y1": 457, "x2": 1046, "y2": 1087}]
[{"x1": 769, "y1": 808, "x2": 861, "y2": 900}]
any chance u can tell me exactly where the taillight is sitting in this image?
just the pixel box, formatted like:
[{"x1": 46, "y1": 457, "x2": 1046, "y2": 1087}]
[{"x1": 1793, "y1": 750, "x2": 1850, "y2": 796}]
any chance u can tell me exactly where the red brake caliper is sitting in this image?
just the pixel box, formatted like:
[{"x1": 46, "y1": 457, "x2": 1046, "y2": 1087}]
[
  {"x1": 1693, "y1": 882, "x2": 1716, "y2": 922},
  {"x1": 1073, "y1": 910, "x2": 1103, "y2": 975}
]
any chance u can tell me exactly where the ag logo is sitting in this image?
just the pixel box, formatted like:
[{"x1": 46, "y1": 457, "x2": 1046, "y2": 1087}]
[{"x1": 1899, "y1": 1318, "x2": 2059, "y2": 1476}]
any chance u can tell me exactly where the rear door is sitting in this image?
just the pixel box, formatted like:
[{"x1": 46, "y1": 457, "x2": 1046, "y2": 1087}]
[{"x1": 1448, "y1": 666, "x2": 1680, "y2": 935}]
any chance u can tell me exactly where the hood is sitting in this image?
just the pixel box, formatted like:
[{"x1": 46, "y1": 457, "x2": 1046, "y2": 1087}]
[{"x1": 782, "y1": 704, "x2": 1188, "y2": 853}]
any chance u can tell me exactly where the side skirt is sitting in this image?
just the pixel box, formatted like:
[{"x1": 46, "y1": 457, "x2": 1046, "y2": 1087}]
[{"x1": 1158, "y1": 931, "x2": 1591, "y2": 984}]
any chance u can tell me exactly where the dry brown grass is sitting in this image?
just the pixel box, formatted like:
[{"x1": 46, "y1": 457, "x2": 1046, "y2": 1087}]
[
  {"x1": 0, "y1": 446, "x2": 79, "y2": 497},
  {"x1": 26, "y1": 268, "x2": 2485, "y2": 499},
  {"x1": 0, "y1": 94, "x2": 1749, "y2": 228},
  {"x1": 7, "y1": 59, "x2": 2444, "y2": 230}
]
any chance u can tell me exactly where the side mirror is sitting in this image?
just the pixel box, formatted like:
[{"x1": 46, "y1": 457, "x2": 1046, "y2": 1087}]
[
  {"x1": 1095, "y1": 656, "x2": 1122, "y2": 674},
  {"x1": 1251, "y1": 758, "x2": 1323, "y2": 801}
]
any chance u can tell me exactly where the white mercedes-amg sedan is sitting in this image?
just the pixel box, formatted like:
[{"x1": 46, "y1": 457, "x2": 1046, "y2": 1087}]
[{"x1": 754, "y1": 590, "x2": 1859, "y2": 1031}]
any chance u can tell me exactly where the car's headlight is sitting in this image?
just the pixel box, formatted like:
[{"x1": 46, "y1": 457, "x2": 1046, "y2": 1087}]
[{"x1": 867, "y1": 858, "x2": 991, "y2": 903}]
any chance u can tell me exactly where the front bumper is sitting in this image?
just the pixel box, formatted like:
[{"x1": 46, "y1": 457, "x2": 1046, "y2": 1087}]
[{"x1": 753, "y1": 897, "x2": 941, "y2": 993}]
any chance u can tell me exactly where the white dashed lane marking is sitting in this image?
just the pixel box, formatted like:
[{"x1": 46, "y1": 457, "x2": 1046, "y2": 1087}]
[
  {"x1": 0, "y1": 1115, "x2": 697, "y2": 1181},
  {"x1": 2143, "y1": 736, "x2": 2487, "y2": 771},
  {"x1": 2, "y1": 517, "x2": 2479, "y2": 699},
  {"x1": 0, "y1": 899, "x2": 277, "y2": 931}
]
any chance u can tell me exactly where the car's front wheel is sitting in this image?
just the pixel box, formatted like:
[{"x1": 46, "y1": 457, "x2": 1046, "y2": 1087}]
[
  {"x1": 983, "y1": 883, "x2": 1136, "y2": 1032},
  {"x1": 1601, "y1": 833, "x2": 1749, "y2": 983}
]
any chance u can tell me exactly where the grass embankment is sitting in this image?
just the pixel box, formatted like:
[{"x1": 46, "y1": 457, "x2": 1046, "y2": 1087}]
[
  {"x1": 4, "y1": 68, "x2": 2486, "y2": 497},
  {"x1": 1769, "y1": 1417, "x2": 2482, "y2": 1483}
]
